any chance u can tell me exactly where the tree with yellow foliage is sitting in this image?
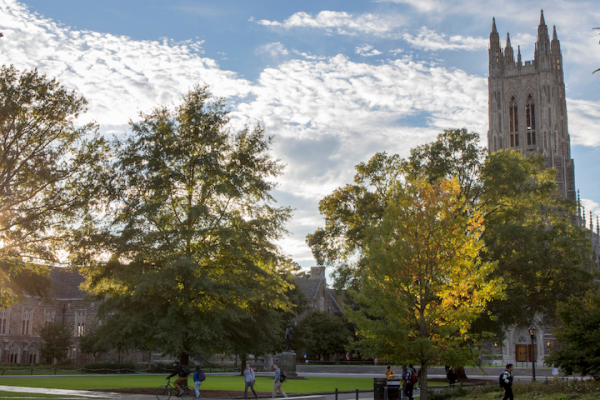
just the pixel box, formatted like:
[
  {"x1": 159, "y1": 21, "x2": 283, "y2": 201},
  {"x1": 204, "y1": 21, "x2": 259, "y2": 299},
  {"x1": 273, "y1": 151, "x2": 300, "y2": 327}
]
[{"x1": 348, "y1": 177, "x2": 504, "y2": 400}]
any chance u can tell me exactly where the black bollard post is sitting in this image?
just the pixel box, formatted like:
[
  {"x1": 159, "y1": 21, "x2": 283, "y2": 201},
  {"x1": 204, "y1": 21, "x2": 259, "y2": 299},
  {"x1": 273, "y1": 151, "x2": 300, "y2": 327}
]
[
  {"x1": 356, "y1": 388, "x2": 359, "y2": 400},
  {"x1": 335, "y1": 388, "x2": 338, "y2": 400}
]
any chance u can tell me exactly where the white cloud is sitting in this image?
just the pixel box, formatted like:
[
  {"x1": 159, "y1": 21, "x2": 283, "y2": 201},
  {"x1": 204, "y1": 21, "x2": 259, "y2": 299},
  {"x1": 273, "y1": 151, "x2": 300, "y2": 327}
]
[
  {"x1": 402, "y1": 27, "x2": 488, "y2": 51},
  {"x1": 355, "y1": 44, "x2": 383, "y2": 57},
  {"x1": 251, "y1": 10, "x2": 405, "y2": 37},
  {"x1": 0, "y1": 0, "x2": 251, "y2": 129},
  {"x1": 232, "y1": 55, "x2": 488, "y2": 204},
  {"x1": 373, "y1": 0, "x2": 443, "y2": 13},
  {"x1": 566, "y1": 99, "x2": 600, "y2": 147},
  {"x1": 389, "y1": 48, "x2": 405, "y2": 55},
  {"x1": 291, "y1": 49, "x2": 327, "y2": 60},
  {"x1": 256, "y1": 42, "x2": 289, "y2": 57}
]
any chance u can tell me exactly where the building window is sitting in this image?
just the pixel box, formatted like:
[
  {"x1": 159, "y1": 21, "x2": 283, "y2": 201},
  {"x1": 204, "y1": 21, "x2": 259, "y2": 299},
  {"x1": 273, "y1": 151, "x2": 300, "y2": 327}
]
[
  {"x1": 22, "y1": 309, "x2": 33, "y2": 335},
  {"x1": 509, "y1": 96, "x2": 518, "y2": 132},
  {"x1": 9, "y1": 343, "x2": 20, "y2": 364},
  {"x1": 74, "y1": 310, "x2": 86, "y2": 337},
  {"x1": 44, "y1": 309, "x2": 56, "y2": 326},
  {"x1": 28, "y1": 344, "x2": 39, "y2": 364},
  {"x1": 0, "y1": 309, "x2": 9, "y2": 334}
]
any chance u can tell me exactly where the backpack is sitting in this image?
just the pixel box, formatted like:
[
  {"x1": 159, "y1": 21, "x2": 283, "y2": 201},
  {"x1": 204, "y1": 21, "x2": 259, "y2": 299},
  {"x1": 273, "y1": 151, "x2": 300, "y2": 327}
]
[
  {"x1": 280, "y1": 370, "x2": 287, "y2": 383},
  {"x1": 198, "y1": 370, "x2": 206, "y2": 381},
  {"x1": 498, "y1": 372, "x2": 505, "y2": 387},
  {"x1": 180, "y1": 365, "x2": 190, "y2": 377},
  {"x1": 410, "y1": 369, "x2": 419, "y2": 384}
]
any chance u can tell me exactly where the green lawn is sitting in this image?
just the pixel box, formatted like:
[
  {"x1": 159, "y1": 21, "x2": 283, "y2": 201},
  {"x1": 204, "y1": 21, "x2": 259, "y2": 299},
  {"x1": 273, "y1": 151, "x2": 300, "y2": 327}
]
[
  {"x1": 0, "y1": 391, "x2": 94, "y2": 400},
  {"x1": 0, "y1": 376, "x2": 373, "y2": 393}
]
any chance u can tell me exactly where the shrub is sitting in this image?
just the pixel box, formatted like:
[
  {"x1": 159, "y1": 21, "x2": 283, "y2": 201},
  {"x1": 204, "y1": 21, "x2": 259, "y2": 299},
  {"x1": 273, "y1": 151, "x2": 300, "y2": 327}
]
[{"x1": 84, "y1": 362, "x2": 137, "y2": 372}]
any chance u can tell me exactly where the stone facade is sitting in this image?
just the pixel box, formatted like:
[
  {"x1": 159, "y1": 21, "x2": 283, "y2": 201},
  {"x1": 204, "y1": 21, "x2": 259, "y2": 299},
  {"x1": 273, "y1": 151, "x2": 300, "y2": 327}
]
[
  {"x1": 0, "y1": 268, "x2": 97, "y2": 365},
  {"x1": 487, "y1": 10, "x2": 575, "y2": 201}
]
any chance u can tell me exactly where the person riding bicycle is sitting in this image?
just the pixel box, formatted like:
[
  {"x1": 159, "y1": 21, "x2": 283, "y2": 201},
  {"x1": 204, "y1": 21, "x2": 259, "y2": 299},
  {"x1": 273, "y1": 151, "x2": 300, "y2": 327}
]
[{"x1": 167, "y1": 360, "x2": 190, "y2": 397}]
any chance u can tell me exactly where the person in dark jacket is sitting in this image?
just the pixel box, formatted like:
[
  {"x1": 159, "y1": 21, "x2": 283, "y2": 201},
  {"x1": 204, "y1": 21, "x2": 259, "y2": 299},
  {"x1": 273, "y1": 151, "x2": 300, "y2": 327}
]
[
  {"x1": 167, "y1": 361, "x2": 189, "y2": 397},
  {"x1": 500, "y1": 364, "x2": 514, "y2": 400},
  {"x1": 447, "y1": 366, "x2": 457, "y2": 388}
]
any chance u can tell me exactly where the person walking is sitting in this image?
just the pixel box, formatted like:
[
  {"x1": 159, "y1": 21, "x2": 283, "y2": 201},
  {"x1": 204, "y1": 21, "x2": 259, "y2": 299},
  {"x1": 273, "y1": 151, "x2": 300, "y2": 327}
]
[
  {"x1": 272, "y1": 364, "x2": 287, "y2": 398},
  {"x1": 500, "y1": 364, "x2": 514, "y2": 400},
  {"x1": 244, "y1": 363, "x2": 258, "y2": 399},
  {"x1": 404, "y1": 364, "x2": 417, "y2": 400},
  {"x1": 447, "y1": 366, "x2": 457, "y2": 388},
  {"x1": 193, "y1": 365, "x2": 205, "y2": 399}
]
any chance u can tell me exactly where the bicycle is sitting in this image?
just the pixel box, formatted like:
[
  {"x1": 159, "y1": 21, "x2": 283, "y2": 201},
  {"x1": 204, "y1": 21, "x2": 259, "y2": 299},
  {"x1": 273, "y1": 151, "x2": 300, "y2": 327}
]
[{"x1": 156, "y1": 378, "x2": 196, "y2": 400}]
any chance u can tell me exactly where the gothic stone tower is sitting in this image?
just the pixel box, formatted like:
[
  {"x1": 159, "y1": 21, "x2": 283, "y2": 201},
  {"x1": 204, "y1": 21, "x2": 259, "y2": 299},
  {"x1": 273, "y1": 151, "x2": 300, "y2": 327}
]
[{"x1": 488, "y1": 10, "x2": 576, "y2": 201}]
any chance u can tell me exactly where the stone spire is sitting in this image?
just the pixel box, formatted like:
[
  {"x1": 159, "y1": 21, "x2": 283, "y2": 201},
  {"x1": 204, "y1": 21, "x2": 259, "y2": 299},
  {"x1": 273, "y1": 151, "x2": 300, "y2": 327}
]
[
  {"x1": 552, "y1": 25, "x2": 558, "y2": 41},
  {"x1": 489, "y1": 17, "x2": 502, "y2": 72},
  {"x1": 505, "y1": 33, "x2": 514, "y2": 62},
  {"x1": 517, "y1": 45, "x2": 522, "y2": 64},
  {"x1": 583, "y1": 206, "x2": 586, "y2": 226},
  {"x1": 591, "y1": 211, "x2": 593, "y2": 231},
  {"x1": 597, "y1": 216, "x2": 599, "y2": 235},
  {"x1": 537, "y1": 9, "x2": 550, "y2": 54},
  {"x1": 492, "y1": 17, "x2": 498, "y2": 34}
]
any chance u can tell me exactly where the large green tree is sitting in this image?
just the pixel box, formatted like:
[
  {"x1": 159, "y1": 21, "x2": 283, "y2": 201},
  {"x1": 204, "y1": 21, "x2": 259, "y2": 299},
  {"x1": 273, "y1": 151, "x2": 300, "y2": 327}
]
[
  {"x1": 0, "y1": 65, "x2": 103, "y2": 308},
  {"x1": 308, "y1": 129, "x2": 595, "y2": 360},
  {"x1": 72, "y1": 86, "x2": 294, "y2": 365},
  {"x1": 545, "y1": 289, "x2": 600, "y2": 379},
  {"x1": 296, "y1": 311, "x2": 351, "y2": 361},
  {"x1": 39, "y1": 321, "x2": 72, "y2": 364},
  {"x1": 349, "y1": 177, "x2": 503, "y2": 400}
]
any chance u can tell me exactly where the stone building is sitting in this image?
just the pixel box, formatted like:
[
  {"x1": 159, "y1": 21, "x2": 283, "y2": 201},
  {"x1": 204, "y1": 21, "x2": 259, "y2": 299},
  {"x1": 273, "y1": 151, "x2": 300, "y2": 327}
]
[
  {"x1": 0, "y1": 268, "x2": 96, "y2": 364},
  {"x1": 487, "y1": 10, "x2": 575, "y2": 201},
  {"x1": 487, "y1": 11, "x2": 600, "y2": 366},
  {"x1": 294, "y1": 266, "x2": 343, "y2": 321}
]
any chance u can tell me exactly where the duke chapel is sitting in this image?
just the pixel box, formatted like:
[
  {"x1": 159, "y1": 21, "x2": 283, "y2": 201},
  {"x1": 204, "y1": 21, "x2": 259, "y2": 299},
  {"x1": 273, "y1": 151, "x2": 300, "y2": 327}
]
[
  {"x1": 487, "y1": 10, "x2": 575, "y2": 201},
  {"x1": 487, "y1": 11, "x2": 600, "y2": 366}
]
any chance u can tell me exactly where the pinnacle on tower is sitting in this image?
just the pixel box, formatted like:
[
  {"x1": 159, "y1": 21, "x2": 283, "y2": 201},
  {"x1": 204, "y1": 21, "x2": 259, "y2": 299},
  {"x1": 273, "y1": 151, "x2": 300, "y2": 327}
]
[
  {"x1": 552, "y1": 25, "x2": 558, "y2": 41},
  {"x1": 506, "y1": 33, "x2": 512, "y2": 48},
  {"x1": 517, "y1": 45, "x2": 522, "y2": 63},
  {"x1": 540, "y1": 9, "x2": 546, "y2": 26},
  {"x1": 492, "y1": 17, "x2": 497, "y2": 33},
  {"x1": 597, "y1": 216, "x2": 599, "y2": 235},
  {"x1": 591, "y1": 211, "x2": 594, "y2": 231}
]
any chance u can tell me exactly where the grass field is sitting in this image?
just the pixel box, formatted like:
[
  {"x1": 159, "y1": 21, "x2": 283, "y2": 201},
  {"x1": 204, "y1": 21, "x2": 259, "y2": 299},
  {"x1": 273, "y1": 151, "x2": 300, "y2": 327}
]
[
  {"x1": 0, "y1": 376, "x2": 373, "y2": 393},
  {"x1": 0, "y1": 376, "x2": 445, "y2": 393}
]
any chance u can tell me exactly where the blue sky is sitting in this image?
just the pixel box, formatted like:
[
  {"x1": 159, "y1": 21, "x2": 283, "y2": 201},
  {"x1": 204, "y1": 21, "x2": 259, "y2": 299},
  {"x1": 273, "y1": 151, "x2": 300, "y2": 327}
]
[{"x1": 1, "y1": 0, "x2": 599, "y2": 268}]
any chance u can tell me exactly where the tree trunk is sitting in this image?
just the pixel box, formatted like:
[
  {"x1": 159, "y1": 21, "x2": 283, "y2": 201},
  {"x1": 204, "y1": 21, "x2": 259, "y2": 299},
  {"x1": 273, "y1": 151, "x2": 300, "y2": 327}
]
[
  {"x1": 455, "y1": 366, "x2": 468, "y2": 381},
  {"x1": 240, "y1": 354, "x2": 247, "y2": 376},
  {"x1": 420, "y1": 360, "x2": 428, "y2": 400},
  {"x1": 181, "y1": 351, "x2": 190, "y2": 366}
]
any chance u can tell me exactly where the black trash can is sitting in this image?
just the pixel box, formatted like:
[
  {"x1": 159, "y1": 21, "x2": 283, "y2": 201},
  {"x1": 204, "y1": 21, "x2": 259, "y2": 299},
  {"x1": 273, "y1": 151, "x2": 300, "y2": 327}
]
[
  {"x1": 387, "y1": 380, "x2": 401, "y2": 400},
  {"x1": 373, "y1": 378, "x2": 387, "y2": 400}
]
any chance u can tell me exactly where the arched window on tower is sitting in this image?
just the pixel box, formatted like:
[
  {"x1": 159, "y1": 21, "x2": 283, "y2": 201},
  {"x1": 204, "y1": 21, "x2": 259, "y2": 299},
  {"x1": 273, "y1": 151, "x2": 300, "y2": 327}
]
[
  {"x1": 526, "y1": 94, "x2": 536, "y2": 146},
  {"x1": 509, "y1": 96, "x2": 519, "y2": 148}
]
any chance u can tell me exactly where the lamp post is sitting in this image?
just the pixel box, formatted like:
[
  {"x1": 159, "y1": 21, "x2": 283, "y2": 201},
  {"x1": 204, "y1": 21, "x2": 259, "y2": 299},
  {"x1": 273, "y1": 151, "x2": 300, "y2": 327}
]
[{"x1": 528, "y1": 325, "x2": 536, "y2": 381}]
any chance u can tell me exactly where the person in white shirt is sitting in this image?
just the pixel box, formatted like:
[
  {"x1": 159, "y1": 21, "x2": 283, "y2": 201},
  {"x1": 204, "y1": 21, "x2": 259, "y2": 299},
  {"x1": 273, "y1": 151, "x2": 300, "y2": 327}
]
[{"x1": 244, "y1": 363, "x2": 258, "y2": 399}]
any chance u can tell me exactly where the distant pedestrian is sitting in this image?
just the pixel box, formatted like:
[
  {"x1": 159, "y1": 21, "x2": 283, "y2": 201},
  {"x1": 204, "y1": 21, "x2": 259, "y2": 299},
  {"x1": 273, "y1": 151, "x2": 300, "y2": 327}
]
[
  {"x1": 193, "y1": 365, "x2": 205, "y2": 399},
  {"x1": 404, "y1": 364, "x2": 417, "y2": 400},
  {"x1": 447, "y1": 366, "x2": 457, "y2": 388},
  {"x1": 500, "y1": 364, "x2": 514, "y2": 400},
  {"x1": 385, "y1": 365, "x2": 395, "y2": 380},
  {"x1": 346, "y1": 352, "x2": 350, "y2": 361},
  {"x1": 244, "y1": 363, "x2": 258, "y2": 399},
  {"x1": 374, "y1": 357, "x2": 378, "y2": 365},
  {"x1": 272, "y1": 364, "x2": 287, "y2": 398}
]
